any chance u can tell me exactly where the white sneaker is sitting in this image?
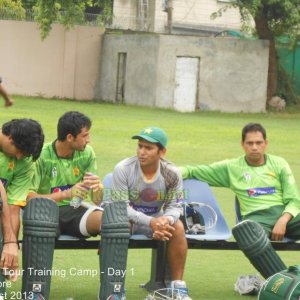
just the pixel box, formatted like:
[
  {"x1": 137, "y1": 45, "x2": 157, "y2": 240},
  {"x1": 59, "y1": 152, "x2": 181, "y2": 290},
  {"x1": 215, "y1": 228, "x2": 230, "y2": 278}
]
[
  {"x1": 170, "y1": 280, "x2": 192, "y2": 300},
  {"x1": 105, "y1": 293, "x2": 126, "y2": 300}
]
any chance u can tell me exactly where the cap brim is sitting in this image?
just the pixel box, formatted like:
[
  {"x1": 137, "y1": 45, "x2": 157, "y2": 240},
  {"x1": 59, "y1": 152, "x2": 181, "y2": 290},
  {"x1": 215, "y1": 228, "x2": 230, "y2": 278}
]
[{"x1": 132, "y1": 134, "x2": 158, "y2": 144}]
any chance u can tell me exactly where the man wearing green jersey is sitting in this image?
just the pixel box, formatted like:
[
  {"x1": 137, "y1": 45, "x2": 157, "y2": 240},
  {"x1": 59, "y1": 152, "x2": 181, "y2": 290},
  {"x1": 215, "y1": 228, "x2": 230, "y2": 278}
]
[
  {"x1": 27, "y1": 111, "x2": 103, "y2": 237},
  {"x1": 0, "y1": 118, "x2": 44, "y2": 291},
  {"x1": 180, "y1": 123, "x2": 300, "y2": 277},
  {"x1": 0, "y1": 119, "x2": 44, "y2": 237}
]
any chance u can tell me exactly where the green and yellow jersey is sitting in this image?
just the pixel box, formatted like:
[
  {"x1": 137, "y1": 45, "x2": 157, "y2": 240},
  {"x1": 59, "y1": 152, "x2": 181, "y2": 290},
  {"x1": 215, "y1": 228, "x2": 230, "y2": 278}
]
[
  {"x1": 0, "y1": 151, "x2": 34, "y2": 206},
  {"x1": 29, "y1": 142, "x2": 98, "y2": 206}
]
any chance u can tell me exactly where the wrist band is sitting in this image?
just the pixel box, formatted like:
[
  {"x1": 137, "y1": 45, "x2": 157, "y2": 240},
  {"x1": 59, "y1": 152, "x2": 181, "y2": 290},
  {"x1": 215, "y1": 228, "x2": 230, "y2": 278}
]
[{"x1": 3, "y1": 241, "x2": 20, "y2": 249}]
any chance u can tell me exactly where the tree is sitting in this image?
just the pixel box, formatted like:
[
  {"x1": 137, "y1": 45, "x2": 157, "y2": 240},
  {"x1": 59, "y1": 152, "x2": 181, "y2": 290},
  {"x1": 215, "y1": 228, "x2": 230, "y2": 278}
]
[
  {"x1": 0, "y1": 0, "x2": 26, "y2": 20},
  {"x1": 212, "y1": 0, "x2": 300, "y2": 103},
  {"x1": 32, "y1": 0, "x2": 112, "y2": 39},
  {"x1": 22, "y1": 0, "x2": 37, "y2": 10}
]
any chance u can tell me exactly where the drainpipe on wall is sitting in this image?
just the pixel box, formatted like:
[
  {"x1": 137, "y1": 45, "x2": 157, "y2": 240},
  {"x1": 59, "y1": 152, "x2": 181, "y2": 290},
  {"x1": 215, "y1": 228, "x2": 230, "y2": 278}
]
[{"x1": 167, "y1": 0, "x2": 173, "y2": 34}]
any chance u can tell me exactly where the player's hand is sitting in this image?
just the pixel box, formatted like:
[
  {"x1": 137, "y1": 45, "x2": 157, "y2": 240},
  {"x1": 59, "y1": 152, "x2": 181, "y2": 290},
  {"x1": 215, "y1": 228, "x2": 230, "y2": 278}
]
[
  {"x1": 271, "y1": 213, "x2": 291, "y2": 241},
  {"x1": 69, "y1": 182, "x2": 89, "y2": 200},
  {"x1": 0, "y1": 242, "x2": 19, "y2": 282},
  {"x1": 83, "y1": 173, "x2": 104, "y2": 205},
  {"x1": 150, "y1": 216, "x2": 175, "y2": 241},
  {"x1": 83, "y1": 173, "x2": 100, "y2": 189}
]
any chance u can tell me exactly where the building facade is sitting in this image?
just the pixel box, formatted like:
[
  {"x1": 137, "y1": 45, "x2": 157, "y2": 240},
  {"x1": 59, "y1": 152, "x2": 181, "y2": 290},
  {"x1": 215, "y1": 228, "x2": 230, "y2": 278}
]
[{"x1": 112, "y1": 0, "x2": 241, "y2": 35}]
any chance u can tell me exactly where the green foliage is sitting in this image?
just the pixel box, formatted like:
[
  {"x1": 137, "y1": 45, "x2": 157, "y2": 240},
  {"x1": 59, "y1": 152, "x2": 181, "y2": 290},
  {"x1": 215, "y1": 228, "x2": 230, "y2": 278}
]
[
  {"x1": 212, "y1": 0, "x2": 300, "y2": 102},
  {"x1": 212, "y1": 0, "x2": 300, "y2": 46},
  {"x1": 277, "y1": 64, "x2": 300, "y2": 105},
  {"x1": 95, "y1": 0, "x2": 113, "y2": 26},
  {"x1": 32, "y1": 0, "x2": 113, "y2": 39},
  {"x1": 0, "y1": 0, "x2": 26, "y2": 20},
  {"x1": 21, "y1": 0, "x2": 37, "y2": 10}
]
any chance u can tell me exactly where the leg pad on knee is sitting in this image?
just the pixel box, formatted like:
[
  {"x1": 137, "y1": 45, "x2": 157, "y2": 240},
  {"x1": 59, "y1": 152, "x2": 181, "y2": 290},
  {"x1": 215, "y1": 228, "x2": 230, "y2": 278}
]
[
  {"x1": 22, "y1": 198, "x2": 59, "y2": 300},
  {"x1": 232, "y1": 220, "x2": 286, "y2": 278}
]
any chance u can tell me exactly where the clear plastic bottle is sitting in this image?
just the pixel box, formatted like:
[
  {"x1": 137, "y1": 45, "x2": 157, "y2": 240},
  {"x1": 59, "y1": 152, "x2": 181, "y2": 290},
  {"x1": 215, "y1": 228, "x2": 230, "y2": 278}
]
[{"x1": 69, "y1": 196, "x2": 82, "y2": 209}]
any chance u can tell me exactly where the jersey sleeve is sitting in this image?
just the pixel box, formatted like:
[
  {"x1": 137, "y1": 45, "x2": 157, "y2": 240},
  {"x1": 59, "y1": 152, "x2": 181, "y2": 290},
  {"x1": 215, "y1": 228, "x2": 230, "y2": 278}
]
[
  {"x1": 180, "y1": 160, "x2": 231, "y2": 188},
  {"x1": 6, "y1": 159, "x2": 35, "y2": 206},
  {"x1": 280, "y1": 161, "x2": 300, "y2": 217},
  {"x1": 163, "y1": 168, "x2": 183, "y2": 224},
  {"x1": 28, "y1": 158, "x2": 44, "y2": 194}
]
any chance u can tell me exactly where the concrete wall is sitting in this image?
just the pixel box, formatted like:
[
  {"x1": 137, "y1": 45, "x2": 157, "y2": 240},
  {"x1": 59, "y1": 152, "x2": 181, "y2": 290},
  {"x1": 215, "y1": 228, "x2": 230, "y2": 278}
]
[
  {"x1": 97, "y1": 34, "x2": 160, "y2": 106},
  {"x1": 99, "y1": 33, "x2": 269, "y2": 113},
  {"x1": 157, "y1": 35, "x2": 269, "y2": 112},
  {"x1": 0, "y1": 20, "x2": 104, "y2": 100}
]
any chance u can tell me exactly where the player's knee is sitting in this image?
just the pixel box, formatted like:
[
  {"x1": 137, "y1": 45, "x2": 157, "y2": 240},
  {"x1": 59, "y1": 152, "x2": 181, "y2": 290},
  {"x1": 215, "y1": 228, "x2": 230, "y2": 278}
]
[
  {"x1": 172, "y1": 219, "x2": 185, "y2": 237},
  {"x1": 90, "y1": 210, "x2": 103, "y2": 232}
]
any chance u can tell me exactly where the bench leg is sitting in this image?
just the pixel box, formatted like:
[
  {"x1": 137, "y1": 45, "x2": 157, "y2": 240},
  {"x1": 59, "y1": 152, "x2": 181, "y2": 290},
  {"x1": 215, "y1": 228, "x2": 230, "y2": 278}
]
[{"x1": 144, "y1": 241, "x2": 171, "y2": 292}]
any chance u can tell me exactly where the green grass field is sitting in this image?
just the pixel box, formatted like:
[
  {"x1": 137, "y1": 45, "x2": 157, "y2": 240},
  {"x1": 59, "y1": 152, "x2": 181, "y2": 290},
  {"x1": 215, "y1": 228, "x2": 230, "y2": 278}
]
[{"x1": 1, "y1": 96, "x2": 300, "y2": 299}]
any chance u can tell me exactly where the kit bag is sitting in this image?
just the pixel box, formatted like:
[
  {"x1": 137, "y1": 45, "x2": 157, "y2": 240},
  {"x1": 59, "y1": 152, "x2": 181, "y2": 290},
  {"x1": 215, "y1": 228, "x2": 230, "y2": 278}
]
[{"x1": 258, "y1": 265, "x2": 300, "y2": 300}]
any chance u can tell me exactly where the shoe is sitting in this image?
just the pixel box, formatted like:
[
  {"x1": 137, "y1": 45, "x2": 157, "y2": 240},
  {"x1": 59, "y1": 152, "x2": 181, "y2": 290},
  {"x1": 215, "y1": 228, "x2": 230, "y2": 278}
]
[
  {"x1": 106, "y1": 295, "x2": 126, "y2": 300},
  {"x1": 31, "y1": 293, "x2": 45, "y2": 300},
  {"x1": 170, "y1": 280, "x2": 192, "y2": 300},
  {"x1": 104, "y1": 292, "x2": 126, "y2": 300}
]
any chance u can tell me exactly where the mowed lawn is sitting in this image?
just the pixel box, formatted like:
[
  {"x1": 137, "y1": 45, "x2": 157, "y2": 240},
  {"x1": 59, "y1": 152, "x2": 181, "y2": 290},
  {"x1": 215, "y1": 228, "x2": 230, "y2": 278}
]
[{"x1": 1, "y1": 96, "x2": 300, "y2": 300}]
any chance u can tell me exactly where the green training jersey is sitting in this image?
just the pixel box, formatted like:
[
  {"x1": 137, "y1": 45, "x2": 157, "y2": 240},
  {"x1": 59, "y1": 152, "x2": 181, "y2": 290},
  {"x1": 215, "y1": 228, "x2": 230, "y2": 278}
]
[
  {"x1": 180, "y1": 154, "x2": 300, "y2": 217},
  {"x1": 0, "y1": 151, "x2": 34, "y2": 206},
  {"x1": 29, "y1": 142, "x2": 98, "y2": 206}
]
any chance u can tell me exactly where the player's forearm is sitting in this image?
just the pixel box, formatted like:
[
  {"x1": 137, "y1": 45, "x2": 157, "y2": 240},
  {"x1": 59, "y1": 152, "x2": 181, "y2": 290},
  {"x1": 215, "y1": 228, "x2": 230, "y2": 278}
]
[
  {"x1": 27, "y1": 190, "x2": 70, "y2": 203},
  {"x1": 0, "y1": 188, "x2": 17, "y2": 242},
  {"x1": 127, "y1": 206, "x2": 152, "y2": 226},
  {"x1": 279, "y1": 212, "x2": 293, "y2": 224},
  {"x1": 2, "y1": 208, "x2": 17, "y2": 242}
]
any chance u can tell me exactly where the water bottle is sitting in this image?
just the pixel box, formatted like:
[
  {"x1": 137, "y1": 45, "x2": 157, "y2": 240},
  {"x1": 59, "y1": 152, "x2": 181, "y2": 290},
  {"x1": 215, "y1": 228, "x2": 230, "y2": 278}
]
[{"x1": 69, "y1": 196, "x2": 82, "y2": 209}]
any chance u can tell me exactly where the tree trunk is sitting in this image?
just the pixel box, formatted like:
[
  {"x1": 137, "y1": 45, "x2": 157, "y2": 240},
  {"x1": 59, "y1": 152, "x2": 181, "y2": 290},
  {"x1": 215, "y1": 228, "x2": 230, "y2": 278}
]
[{"x1": 254, "y1": 9, "x2": 278, "y2": 102}]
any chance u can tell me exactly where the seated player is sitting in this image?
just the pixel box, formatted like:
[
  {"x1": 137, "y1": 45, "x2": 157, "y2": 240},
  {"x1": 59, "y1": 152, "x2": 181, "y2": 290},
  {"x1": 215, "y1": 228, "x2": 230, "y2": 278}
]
[
  {"x1": 180, "y1": 123, "x2": 300, "y2": 279},
  {"x1": 111, "y1": 126, "x2": 192, "y2": 300}
]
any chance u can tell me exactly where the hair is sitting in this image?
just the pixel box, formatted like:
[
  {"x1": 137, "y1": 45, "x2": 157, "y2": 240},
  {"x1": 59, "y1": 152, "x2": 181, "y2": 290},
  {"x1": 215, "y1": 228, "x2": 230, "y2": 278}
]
[
  {"x1": 242, "y1": 123, "x2": 266, "y2": 142},
  {"x1": 57, "y1": 111, "x2": 91, "y2": 141},
  {"x1": 138, "y1": 138, "x2": 165, "y2": 152},
  {"x1": 2, "y1": 119, "x2": 44, "y2": 161},
  {"x1": 157, "y1": 143, "x2": 165, "y2": 151}
]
